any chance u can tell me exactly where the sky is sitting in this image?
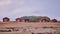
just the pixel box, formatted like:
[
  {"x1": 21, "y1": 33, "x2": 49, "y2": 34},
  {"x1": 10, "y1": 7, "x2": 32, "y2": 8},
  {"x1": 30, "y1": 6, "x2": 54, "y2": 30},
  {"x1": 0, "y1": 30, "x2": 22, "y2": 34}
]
[{"x1": 0, "y1": 0, "x2": 60, "y2": 21}]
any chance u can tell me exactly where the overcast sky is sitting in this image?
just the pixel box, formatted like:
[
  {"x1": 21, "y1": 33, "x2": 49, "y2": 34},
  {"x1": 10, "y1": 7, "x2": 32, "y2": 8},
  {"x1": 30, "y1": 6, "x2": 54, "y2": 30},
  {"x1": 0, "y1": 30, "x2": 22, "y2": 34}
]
[{"x1": 0, "y1": 0, "x2": 60, "y2": 21}]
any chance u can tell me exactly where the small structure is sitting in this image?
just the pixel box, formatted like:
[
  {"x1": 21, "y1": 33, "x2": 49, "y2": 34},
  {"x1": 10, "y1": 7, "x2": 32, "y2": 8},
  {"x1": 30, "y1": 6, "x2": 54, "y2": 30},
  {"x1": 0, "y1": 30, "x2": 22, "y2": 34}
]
[
  {"x1": 39, "y1": 16, "x2": 50, "y2": 22},
  {"x1": 21, "y1": 16, "x2": 30, "y2": 22},
  {"x1": 16, "y1": 18, "x2": 22, "y2": 22},
  {"x1": 40, "y1": 19, "x2": 48, "y2": 22},
  {"x1": 51, "y1": 19, "x2": 57, "y2": 22},
  {"x1": 25, "y1": 19, "x2": 29, "y2": 22},
  {"x1": 3, "y1": 17, "x2": 10, "y2": 22}
]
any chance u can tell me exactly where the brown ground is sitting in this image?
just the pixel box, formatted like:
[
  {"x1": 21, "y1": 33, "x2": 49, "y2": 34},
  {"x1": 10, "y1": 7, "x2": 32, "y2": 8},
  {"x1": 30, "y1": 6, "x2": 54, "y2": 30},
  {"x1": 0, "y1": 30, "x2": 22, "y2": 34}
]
[{"x1": 0, "y1": 22, "x2": 60, "y2": 34}]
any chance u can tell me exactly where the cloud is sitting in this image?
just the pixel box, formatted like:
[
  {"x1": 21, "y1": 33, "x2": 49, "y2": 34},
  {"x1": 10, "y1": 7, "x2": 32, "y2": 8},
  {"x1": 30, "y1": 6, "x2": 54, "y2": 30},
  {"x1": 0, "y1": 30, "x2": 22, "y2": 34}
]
[
  {"x1": 0, "y1": 0, "x2": 38, "y2": 16},
  {"x1": 0, "y1": 0, "x2": 38, "y2": 21},
  {"x1": 0, "y1": 0, "x2": 11, "y2": 5},
  {"x1": 0, "y1": 0, "x2": 60, "y2": 21}
]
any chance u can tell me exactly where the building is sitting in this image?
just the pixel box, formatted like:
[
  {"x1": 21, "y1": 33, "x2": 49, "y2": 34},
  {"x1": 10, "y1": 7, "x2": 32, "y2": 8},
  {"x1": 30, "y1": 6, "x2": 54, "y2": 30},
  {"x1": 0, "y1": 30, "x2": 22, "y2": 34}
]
[
  {"x1": 51, "y1": 19, "x2": 57, "y2": 22},
  {"x1": 21, "y1": 16, "x2": 50, "y2": 22},
  {"x1": 16, "y1": 18, "x2": 22, "y2": 22},
  {"x1": 39, "y1": 16, "x2": 50, "y2": 22},
  {"x1": 3, "y1": 17, "x2": 10, "y2": 22},
  {"x1": 0, "y1": 16, "x2": 60, "y2": 34}
]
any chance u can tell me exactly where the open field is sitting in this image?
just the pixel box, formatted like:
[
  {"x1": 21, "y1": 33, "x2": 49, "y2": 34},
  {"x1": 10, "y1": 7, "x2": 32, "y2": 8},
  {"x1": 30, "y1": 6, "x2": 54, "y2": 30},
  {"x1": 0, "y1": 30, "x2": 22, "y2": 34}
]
[{"x1": 0, "y1": 22, "x2": 60, "y2": 34}]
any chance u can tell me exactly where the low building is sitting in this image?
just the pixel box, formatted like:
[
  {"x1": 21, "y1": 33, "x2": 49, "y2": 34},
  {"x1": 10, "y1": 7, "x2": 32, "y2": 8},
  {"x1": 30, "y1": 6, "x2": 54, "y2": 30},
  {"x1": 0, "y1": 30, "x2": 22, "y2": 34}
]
[
  {"x1": 39, "y1": 16, "x2": 50, "y2": 22},
  {"x1": 16, "y1": 18, "x2": 22, "y2": 22},
  {"x1": 3, "y1": 17, "x2": 10, "y2": 22},
  {"x1": 51, "y1": 19, "x2": 57, "y2": 22}
]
